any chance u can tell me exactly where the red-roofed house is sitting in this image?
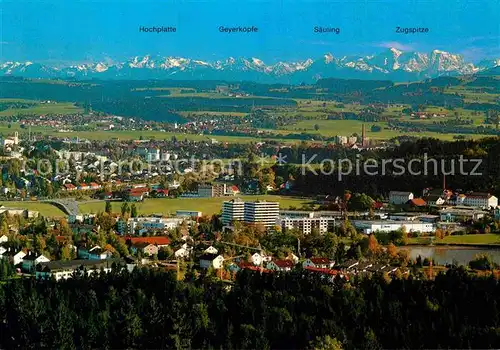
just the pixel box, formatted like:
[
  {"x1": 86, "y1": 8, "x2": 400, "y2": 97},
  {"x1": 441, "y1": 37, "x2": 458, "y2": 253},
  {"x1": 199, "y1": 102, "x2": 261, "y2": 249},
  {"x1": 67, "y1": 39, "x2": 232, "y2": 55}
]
[
  {"x1": 89, "y1": 182, "x2": 102, "y2": 190},
  {"x1": 225, "y1": 185, "x2": 240, "y2": 196},
  {"x1": 266, "y1": 259, "x2": 294, "y2": 272},
  {"x1": 126, "y1": 236, "x2": 170, "y2": 248},
  {"x1": 408, "y1": 198, "x2": 427, "y2": 207},
  {"x1": 79, "y1": 183, "x2": 90, "y2": 191},
  {"x1": 302, "y1": 257, "x2": 335, "y2": 269},
  {"x1": 154, "y1": 189, "x2": 169, "y2": 198},
  {"x1": 64, "y1": 183, "x2": 76, "y2": 191}
]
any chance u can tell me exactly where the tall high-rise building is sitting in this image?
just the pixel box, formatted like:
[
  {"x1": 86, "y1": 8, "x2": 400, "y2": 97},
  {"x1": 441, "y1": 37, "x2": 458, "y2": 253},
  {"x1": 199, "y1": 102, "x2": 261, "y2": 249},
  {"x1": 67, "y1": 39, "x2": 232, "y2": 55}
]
[
  {"x1": 222, "y1": 198, "x2": 245, "y2": 225},
  {"x1": 243, "y1": 201, "x2": 280, "y2": 227},
  {"x1": 221, "y1": 199, "x2": 280, "y2": 227}
]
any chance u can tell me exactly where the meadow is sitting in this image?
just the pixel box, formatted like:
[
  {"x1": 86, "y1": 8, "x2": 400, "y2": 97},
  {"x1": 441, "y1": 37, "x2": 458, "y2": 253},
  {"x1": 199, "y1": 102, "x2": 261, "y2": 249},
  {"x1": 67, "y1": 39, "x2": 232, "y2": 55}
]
[
  {"x1": 0, "y1": 201, "x2": 66, "y2": 217},
  {"x1": 78, "y1": 195, "x2": 314, "y2": 216},
  {"x1": 0, "y1": 99, "x2": 83, "y2": 116}
]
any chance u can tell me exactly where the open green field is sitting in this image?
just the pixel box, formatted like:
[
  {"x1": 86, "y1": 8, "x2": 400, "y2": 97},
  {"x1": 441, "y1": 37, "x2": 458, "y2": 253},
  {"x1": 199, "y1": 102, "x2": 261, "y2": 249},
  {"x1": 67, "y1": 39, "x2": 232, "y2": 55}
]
[
  {"x1": 408, "y1": 234, "x2": 500, "y2": 246},
  {"x1": 79, "y1": 195, "x2": 314, "y2": 216},
  {"x1": 280, "y1": 119, "x2": 488, "y2": 141},
  {"x1": 445, "y1": 87, "x2": 500, "y2": 104},
  {"x1": 0, "y1": 201, "x2": 66, "y2": 217},
  {"x1": 0, "y1": 99, "x2": 83, "y2": 117},
  {"x1": 179, "y1": 111, "x2": 248, "y2": 117}
]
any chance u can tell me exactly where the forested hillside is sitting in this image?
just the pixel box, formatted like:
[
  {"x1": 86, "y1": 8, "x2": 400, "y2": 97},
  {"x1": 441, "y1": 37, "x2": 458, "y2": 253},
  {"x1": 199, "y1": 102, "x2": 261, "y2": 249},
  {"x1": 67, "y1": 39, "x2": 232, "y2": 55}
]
[{"x1": 0, "y1": 267, "x2": 498, "y2": 349}]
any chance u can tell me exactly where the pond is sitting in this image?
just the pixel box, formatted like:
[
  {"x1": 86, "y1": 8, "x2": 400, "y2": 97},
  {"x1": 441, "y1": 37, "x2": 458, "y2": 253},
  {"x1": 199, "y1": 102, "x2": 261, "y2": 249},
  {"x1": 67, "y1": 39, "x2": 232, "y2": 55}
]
[{"x1": 400, "y1": 246, "x2": 500, "y2": 266}]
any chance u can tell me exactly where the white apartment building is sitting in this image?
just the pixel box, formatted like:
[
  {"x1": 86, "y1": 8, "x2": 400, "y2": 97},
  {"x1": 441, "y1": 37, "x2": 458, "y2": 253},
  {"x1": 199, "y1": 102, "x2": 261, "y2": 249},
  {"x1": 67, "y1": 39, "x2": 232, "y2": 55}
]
[
  {"x1": 243, "y1": 201, "x2": 280, "y2": 227},
  {"x1": 352, "y1": 220, "x2": 436, "y2": 234},
  {"x1": 279, "y1": 216, "x2": 336, "y2": 235},
  {"x1": 462, "y1": 193, "x2": 498, "y2": 209},
  {"x1": 128, "y1": 217, "x2": 184, "y2": 234},
  {"x1": 222, "y1": 199, "x2": 245, "y2": 225},
  {"x1": 222, "y1": 199, "x2": 280, "y2": 228},
  {"x1": 389, "y1": 191, "x2": 414, "y2": 205}
]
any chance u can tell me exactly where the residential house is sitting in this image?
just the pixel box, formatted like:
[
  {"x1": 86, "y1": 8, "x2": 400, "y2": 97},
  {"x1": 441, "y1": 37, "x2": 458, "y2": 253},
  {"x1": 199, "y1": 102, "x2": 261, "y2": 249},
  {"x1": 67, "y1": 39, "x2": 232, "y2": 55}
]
[
  {"x1": 251, "y1": 252, "x2": 264, "y2": 266},
  {"x1": 0, "y1": 235, "x2": 7, "y2": 244},
  {"x1": 22, "y1": 253, "x2": 50, "y2": 272},
  {"x1": 174, "y1": 243, "x2": 192, "y2": 259},
  {"x1": 225, "y1": 185, "x2": 240, "y2": 196},
  {"x1": 130, "y1": 242, "x2": 159, "y2": 256},
  {"x1": 199, "y1": 254, "x2": 224, "y2": 269},
  {"x1": 389, "y1": 191, "x2": 414, "y2": 205},
  {"x1": 204, "y1": 246, "x2": 219, "y2": 255},
  {"x1": 36, "y1": 259, "x2": 116, "y2": 281},
  {"x1": 266, "y1": 259, "x2": 294, "y2": 272},
  {"x1": 424, "y1": 194, "x2": 446, "y2": 206},
  {"x1": 127, "y1": 236, "x2": 170, "y2": 248},
  {"x1": 153, "y1": 189, "x2": 169, "y2": 198},
  {"x1": 64, "y1": 183, "x2": 77, "y2": 191},
  {"x1": 89, "y1": 182, "x2": 102, "y2": 190},
  {"x1": 127, "y1": 190, "x2": 145, "y2": 202},
  {"x1": 79, "y1": 183, "x2": 90, "y2": 191},
  {"x1": 302, "y1": 257, "x2": 335, "y2": 269},
  {"x1": 1, "y1": 249, "x2": 26, "y2": 266},
  {"x1": 78, "y1": 245, "x2": 113, "y2": 260},
  {"x1": 303, "y1": 266, "x2": 343, "y2": 282}
]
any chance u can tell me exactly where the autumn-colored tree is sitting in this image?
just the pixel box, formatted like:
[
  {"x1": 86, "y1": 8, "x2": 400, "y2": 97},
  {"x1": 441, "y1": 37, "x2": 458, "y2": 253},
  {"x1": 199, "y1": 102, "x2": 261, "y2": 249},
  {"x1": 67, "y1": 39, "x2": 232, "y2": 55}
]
[
  {"x1": 368, "y1": 234, "x2": 381, "y2": 256},
  {"x1": 387, "y1": 243, "x2": 398, "y2": 258},
  {"x1": 434, "y1": 229, "x2": 445, "y2": 239},
  {"x1": 59, "y1": 218, "x2": 72, "y2": 236}
]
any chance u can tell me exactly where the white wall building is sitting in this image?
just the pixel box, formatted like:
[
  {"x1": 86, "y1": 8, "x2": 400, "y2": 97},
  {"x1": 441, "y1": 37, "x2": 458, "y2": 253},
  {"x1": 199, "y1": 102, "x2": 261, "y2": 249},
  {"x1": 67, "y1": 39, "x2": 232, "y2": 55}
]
[
  {"x1": 222, "y1": 198, "x2": 245, "y2": 225},
  {"x1": 22, "y1": 253, "x2": 50, "y2": 272},
  {"x1": 128, "y1": 217, "x2": 184, "y2": 234},
  {"x1": 36, "y1": 259, "x2": 114, "y2": 281},
  {"x1": 462, "y1": 194, "x2": 498, "y2": 209},
  {"x1": 243, "y1": 201, "x2": 280, "y2": 227},
  {"x1": 200, "y1": 254, "x2": 224, "y2": 269},
  {"x1": 279, "y1": 216, "x2": 335, "y2": 234},
  {"x1": 352, "y1": 220, "x2": 435, "y2": 234},
  {"x1": 222, "y1": 200, "x2": 280, "y2": 228}
]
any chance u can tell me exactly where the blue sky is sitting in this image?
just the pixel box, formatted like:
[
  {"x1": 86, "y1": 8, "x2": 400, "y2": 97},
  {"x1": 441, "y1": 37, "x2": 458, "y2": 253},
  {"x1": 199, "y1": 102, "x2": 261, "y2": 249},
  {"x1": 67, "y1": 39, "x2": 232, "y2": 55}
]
[{"x1": 1, "y1": 0, "x2": 499, "y2": 64}]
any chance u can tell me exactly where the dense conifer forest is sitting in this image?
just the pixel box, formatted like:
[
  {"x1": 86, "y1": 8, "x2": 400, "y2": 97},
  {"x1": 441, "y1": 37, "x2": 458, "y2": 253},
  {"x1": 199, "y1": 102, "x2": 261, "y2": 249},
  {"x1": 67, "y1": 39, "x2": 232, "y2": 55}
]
[{"x1": 0, "y1": 267, "x2": 498, "y2": 349}]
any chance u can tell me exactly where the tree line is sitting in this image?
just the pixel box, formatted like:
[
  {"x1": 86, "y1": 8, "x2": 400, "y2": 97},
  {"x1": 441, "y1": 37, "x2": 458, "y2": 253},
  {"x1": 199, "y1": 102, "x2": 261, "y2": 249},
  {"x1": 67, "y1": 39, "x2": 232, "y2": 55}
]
[{"x1": 0, "y1": 266, "x2": 498, "y2": 349}]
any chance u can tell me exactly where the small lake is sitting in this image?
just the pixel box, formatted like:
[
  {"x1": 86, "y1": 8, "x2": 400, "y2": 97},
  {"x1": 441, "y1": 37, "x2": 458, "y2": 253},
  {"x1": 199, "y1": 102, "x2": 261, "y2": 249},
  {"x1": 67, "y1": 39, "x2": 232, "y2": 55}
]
[{"x1": 401, "y1": 246, "x2": 500, "y2": 266}]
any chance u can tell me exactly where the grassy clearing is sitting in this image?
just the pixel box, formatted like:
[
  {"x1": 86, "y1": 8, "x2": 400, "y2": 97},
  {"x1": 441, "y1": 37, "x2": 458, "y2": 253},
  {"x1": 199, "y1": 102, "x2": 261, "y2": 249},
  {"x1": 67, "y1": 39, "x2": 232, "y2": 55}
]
[
  {"x1": 0, "y1": 102, "x2": 83, "y2": 117},
  {"x1": 79, "y1": 195, "x2": 314, "y2": 216},
  {"x1": 0, "y1": 201, "x2": 66, "y2": 217},
  {"x1": 179, "y1": 111, "x2": 248, "y2": 117}
]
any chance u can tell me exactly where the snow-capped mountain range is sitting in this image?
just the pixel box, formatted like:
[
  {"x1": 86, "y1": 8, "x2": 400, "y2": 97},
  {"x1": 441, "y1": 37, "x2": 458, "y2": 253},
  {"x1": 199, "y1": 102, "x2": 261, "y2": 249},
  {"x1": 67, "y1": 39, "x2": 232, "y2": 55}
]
[{"x1": 1, "y1": 49, "x2": 499, "y2": 83}]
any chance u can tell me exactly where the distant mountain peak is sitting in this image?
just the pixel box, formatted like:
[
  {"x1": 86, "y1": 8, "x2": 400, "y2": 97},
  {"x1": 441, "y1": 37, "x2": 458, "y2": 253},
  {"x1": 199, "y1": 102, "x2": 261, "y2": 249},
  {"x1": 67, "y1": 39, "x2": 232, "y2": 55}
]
[{"x1": 1, "y1": 49, "x2": 498, "y2": 83}]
